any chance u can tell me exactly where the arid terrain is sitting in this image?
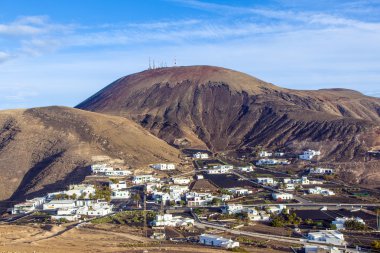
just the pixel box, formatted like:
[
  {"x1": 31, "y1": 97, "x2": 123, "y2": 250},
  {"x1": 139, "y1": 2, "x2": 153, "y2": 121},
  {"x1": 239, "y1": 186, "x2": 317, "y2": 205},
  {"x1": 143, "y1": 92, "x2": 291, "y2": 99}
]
[
  {"x1": 76, "y1": 65, "x2": 380, "y2": 185},
  {"x1": 0, "y1": 106, "x2": 180, "y2": 204},
  {"x1": 0, "y1": 224, "x2": 288, "y2": 253}
]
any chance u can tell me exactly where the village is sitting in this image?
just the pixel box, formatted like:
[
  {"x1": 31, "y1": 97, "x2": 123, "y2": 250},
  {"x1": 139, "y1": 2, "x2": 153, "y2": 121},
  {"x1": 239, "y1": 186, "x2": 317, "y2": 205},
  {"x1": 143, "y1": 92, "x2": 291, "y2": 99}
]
[{"x1": 2, "y1": 148, "x2": 380, "y2": 253}]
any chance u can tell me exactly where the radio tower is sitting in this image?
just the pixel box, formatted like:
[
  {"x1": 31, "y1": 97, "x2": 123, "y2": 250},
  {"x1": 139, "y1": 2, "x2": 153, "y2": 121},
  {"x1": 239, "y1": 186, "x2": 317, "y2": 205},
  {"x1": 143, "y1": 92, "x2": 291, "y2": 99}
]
[
  {"x1": 148, "y1": 57, "x2": 151, "y2": 70},
  {"x1": 174, "y1": 57, "x2": 176, "y2": 66}
]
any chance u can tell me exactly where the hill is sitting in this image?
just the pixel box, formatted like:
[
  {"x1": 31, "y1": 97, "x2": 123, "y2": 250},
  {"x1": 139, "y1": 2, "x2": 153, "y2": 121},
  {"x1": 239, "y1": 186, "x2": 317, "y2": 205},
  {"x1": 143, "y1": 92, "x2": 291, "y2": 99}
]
[
  {"x1": 77, "y1": 65, "x2": 380, "y2": 185},
  {"x1": 0, "y1": 106, "x2": 180, "y2": 203}
]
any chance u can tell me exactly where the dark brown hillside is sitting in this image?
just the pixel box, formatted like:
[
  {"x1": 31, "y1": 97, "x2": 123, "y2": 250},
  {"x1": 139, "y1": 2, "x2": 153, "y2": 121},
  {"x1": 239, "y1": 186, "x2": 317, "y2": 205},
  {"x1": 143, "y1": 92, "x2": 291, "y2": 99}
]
[
  {"x1": 0, "y1": 106, "x2": 180, "y2": 203},
  {"x1": 76, "y1": 65, "x2": 380, "y2": 185}
]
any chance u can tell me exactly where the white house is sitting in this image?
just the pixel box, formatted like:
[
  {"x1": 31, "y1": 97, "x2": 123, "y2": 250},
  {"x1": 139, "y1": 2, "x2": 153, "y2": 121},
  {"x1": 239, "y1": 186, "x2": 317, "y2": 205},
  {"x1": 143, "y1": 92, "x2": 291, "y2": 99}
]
[
  {"x1": 193, "y1": 152, "x2": 209, "y2": 159},
  {"x1": 275, "y1": 152, "x2": 285, "y2": 157},
  {"x1": 267, "y1": 204, "x2": 287, "y2": 214},
  {"x1": 307, "y1": 230, "x2": 346, "y2": 246},
  {"x1": 247, "y1": 208, "x2": 270, "y2": 221},
  {"x1": 222, "y1": 204, "x2": 244, "y2": 214},
  {"x1": 91, "y1": 164, "x2": 113, "y2": 174},
  {"x1": 259, "y1": 151, "x2": 272, "y2": 157},
  {"x1": 43, "y1": 200, "x2": 76, "y2": 211},
  {"x1": 151, "y1": 163, "x2": 175, "y2": 171},
  {"x1": 272, "y1": 192, "x2": 294, "y2": 201},
  {"x1": 109, "y1": 181, "x2": 127, "y2": 191},
  {"x1": 65, "y1": 184, "x2": 96, "y2": 199},
  {"x1": 132, "y1": 175, "x2": 156, "y2": 184},
  {"x1": 256, "y1": 159, "x2": 290, "y2": 166},
  {"x1": 299, "y1": 150, "x2": 321, "y2": 160},
  {"x1": 173, "y1": 177, "x2": 191, "y2": 185},
  {"x1": 227, "y1": 187, "x2": 252, "y2": 196},
  {"x1": 332, "y1": 217, "x2": 365, "y2": 230},
  {"x1": 185, "y1": 192, "x2": 214, "y2": 206},
  {"x1": 195, "y1": 174, "x2": 204, "y2": 180},
  {"x1": 304, "y1": 245, "x2": 342, "y2": 253},
  {"x1": 104, "y1": 170, "x2": 131, "y2": 176},
  {"x1": 153, "y1": 214, "x2": 194, "y2": 227},
  {"x1": 86, "y1": 202, "x2": 113, "y2": 216},
  {"x1": 237, "y1": 166, "x2": 254, "y2": 172},
  {"x1": 256, "y1": 177, "x2": 274, "y2": 185},
  {"x1": 12, "y1": 197, "x2": 46, "y2": 214},
  {"x1": 111, "y1": 189, "x2": 131, "y2": 200},
  {"x1": 308, "y1": 167, "x2": 334, "y2": 175},
  {"x1": 199, "y1": 234, "x2": 240, "y2": 249},
  {"x1": 207, "y1": 165, "x2": 233, "y2": 174},
  {"x1": 308, "y1": 187, "x2": 335, "y2": 196},
  {"x1": 146, "y1": 182, "x2": 162, "y2": 194}
]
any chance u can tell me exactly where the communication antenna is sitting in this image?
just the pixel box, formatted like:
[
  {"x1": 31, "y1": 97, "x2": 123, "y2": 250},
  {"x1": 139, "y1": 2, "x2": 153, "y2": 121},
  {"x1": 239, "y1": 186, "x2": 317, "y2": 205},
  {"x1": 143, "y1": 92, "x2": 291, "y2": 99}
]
[
  {"x1": 153, "y1": 60, "x2": 155, "y2": 69},
  {"x1": 149, "y1": 57, "x2": 151, "y2": 70},
  {"x1": 174, "y1": 57, "x2": 176, "y2": 66}
]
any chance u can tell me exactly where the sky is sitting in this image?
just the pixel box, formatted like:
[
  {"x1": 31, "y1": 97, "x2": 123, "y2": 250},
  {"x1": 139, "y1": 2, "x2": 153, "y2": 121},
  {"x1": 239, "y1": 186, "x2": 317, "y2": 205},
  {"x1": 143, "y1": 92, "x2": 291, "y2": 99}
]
[{"x1": 1, "y1": 0, "x2": 380, "y2": 109}]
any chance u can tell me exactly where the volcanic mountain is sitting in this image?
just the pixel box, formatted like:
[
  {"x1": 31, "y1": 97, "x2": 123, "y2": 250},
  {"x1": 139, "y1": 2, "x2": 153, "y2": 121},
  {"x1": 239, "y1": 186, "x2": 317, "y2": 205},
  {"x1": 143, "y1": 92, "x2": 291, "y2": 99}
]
[
  {"x1": 77, "y1": 66, "x2": 380, "y2": 185},
  {"x1": 0, "y1": 106, "x2": 179, "y2": 203}
]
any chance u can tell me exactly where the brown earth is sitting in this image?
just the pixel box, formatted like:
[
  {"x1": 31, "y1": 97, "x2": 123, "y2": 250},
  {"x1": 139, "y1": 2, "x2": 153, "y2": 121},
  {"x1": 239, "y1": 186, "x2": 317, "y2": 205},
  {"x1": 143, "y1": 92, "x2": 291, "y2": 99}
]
[
  {"x1": 0, "y1": 224, "x2": 288, "y2": 253},
  {"x1": 0, "y1": 106, "x2": 180, "y2": 203},
  {"x1": 76, "y1": 65, "x2": 380, "y2": 185}
]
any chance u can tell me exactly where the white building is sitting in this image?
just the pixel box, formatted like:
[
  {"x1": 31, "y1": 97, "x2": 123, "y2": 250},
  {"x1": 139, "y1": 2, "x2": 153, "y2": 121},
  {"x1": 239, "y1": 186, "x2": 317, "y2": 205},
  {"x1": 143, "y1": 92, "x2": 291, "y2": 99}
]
[
  {"x1": 247, "y1": 208, "x2": 270, "y2": 221},
  {"x1": 307, "y1": 230, "x2": 346, "y2": 246},
  {"x1": 151, "y1": 163, "x2": 175, "y2": 171},
  {"x1": 304, "y1": 245, "x2": 342, "y2": 253},
  {"x1": 227, "y1": 187, "x2": 252, "y2": 196},
  {"x1": 195, "y1": 174, "x2": 204, "y2": 180},
  {"x1": 153, "y1": 214, "x2": 194, "y2": 227},
  {"x1": 86, "y1": 201, "x2": 113, "y2": 216},
  {"x1": 308, "y1": 187, "x2": 335, "y2": 196},
  {"x1": 256, "y1": 159, "x2": 290, "y2": 166},
  {"x1": 222, "y1": 204, "x2": 244, "y2": 214},
  {"x1": 299, "y1": 150, "x2": 321, "y2": 160},
  {"x1": 132, "y1": 174, "x2": 156, "y2": 184},
  {"x1": 173, "y1": 177, "x2": 191, "y2": 185},
  {"x1": 256, "y1": 177, "x2": 274, "y2": 185},
  {"x1": 65, "y1": 184, "x2": 96, "y2": 199},
  {"x1": 12, "y1": 197, "x2": 46, "y2": 214},
  {"x1": 237, "y1": 166, "x2": 254, "y2": 172},
  {"x1": 332, "y1": 217, "x2": 365, "y2": 230},
  {"x1": 272, "y1": 192, "x2": 294, "y2": 201},
  {"x1": 199, "y1": 234, "x2": 239, "y2": 249},
  {"x1": 207, "y1": 165, "x2": 233, "y2": 174},
  {"x1": 275, "y1": 152, "x2": 285, "y2": 157},
  {"x1": 259, "y1": 151, "x2": 272, "y2": 157},
  {"x1": 104, "y1": 170, "x2": 131, "y2": 176},
  {"x1": 111, "y1": 189, "x2": 131, "y2": 200},
  {"x1": 91, "y1": 164, "x2": 113, "y2": 174},
  {"x1": 282, "y1": 176, "x2": 309, "y2": 185},
  {"x1": 267, "y1": 204, "x2": 287, "y2": 214},
  {"x1": 43, "y1": 200, "x2": 76, "y2": 211},
  {"x1": 193, "y1": 152, "x2": 209, "y2": 159},
  {"x1": 185, "y1": 192, "x2": 214, "y2": 206},
  {"x1": 308, "y1": 167, "x2": 334, "y2": 175},
  {"x1": 109, "y1": 181, "x2": 127, "y2": 191}
]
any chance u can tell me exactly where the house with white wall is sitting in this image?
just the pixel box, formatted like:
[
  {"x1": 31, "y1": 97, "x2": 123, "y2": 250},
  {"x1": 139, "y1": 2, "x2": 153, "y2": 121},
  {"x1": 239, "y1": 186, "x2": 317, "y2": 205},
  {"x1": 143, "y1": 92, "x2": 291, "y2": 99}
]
[
  {"x1": 299, "y1": 150, "x2": 321, "y2": 160},
  {"x1": 256, "y1": 177, "x2": 275, "y2": 185},
  {"x1": 12, "y1": 197, "x2": 46, "y2": 214},
  {"x1": 308, "y1": 187, "x2": 335, "y2": 196},
  {"x1": 307, "y1": 230, "x2": 346, "y2": 246},
  {"x1": 332, "y1": 217, "x2": 365, "y2": 230},
  {"x1": 173, "y1": 177, "x2": 191, "y2": 185},
  {"x1": 132, "y1": 174, "x2": 157, "y2": 184},
  {"x1": 151, "y1": 163, "x2": 175, "y2": 171},
  {"x1": 193, "y1": 152, "x2": 209, "y2": 159},
  {"x1": 259, "y1": 151, "x2": 272, "y2": 157},
  {"x1": 272, "y1": 192, "x2": 294, "y2": 201},
  {"x1": 199, "y1": 234, "x2": 239, "y2": 249}
]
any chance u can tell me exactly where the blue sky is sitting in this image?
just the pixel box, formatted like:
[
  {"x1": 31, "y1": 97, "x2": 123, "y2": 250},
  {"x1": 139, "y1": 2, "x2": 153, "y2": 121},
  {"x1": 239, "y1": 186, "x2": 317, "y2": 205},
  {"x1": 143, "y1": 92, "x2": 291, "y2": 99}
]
[{"x1": 1, "y1": 0, "x2": 380, "y2": 109}]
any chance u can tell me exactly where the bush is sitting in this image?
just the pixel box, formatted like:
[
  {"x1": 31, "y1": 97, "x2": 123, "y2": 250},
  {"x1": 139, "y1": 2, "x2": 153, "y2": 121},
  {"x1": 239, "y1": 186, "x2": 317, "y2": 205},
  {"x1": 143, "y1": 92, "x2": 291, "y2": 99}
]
[{"x1": 344, "y1": 220, "x2": 366, "y2": 230}]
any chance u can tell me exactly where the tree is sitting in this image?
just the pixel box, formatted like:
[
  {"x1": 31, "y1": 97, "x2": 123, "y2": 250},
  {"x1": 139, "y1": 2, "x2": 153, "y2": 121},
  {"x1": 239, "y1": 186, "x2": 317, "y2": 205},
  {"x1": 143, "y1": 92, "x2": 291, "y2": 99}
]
[
  {"x1": 70, "y1": 193, "x2": 77, "y2": 200},
  {"x1": 372, "y1": 240, "x2": 380, "y2": 249},
  {"x1": 211, "y1": 198, "x2": 222, "y2": 206},
  {"x1": 133, "y1": 193, "x2": 141, "y2": 207},
  {"x1": 344, "y1": 220, "x2": 366, "y2": 230}
]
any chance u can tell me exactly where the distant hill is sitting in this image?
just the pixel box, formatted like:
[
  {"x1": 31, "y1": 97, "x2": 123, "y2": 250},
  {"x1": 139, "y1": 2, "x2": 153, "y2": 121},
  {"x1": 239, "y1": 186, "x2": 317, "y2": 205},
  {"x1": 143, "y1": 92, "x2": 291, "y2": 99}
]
[
  {"x1": 77, "y1": 65, "x2": 380, "y2": 186},
  {"x1": 0, "y1": 106, "x2": 179, "y2": 202}
]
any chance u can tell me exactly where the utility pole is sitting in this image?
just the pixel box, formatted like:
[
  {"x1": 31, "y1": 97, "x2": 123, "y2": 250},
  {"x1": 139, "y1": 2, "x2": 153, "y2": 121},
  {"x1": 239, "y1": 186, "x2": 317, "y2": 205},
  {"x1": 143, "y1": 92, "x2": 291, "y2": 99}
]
[
  {"x1": 143, "y1": 186, "x2": 147, "y2": 237},
  {"x1": 377, "y1": 209, "x2": 380, "y2": 231}
]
